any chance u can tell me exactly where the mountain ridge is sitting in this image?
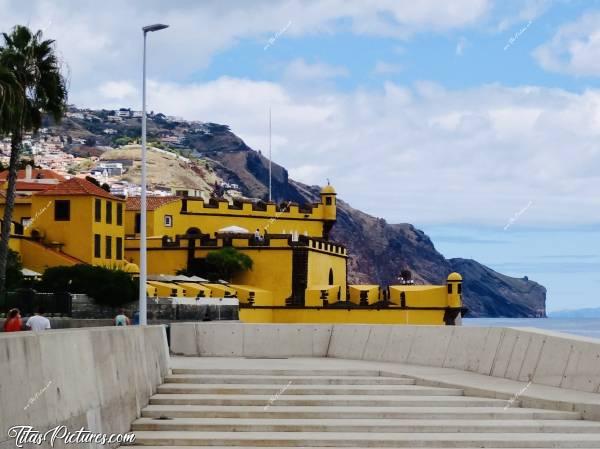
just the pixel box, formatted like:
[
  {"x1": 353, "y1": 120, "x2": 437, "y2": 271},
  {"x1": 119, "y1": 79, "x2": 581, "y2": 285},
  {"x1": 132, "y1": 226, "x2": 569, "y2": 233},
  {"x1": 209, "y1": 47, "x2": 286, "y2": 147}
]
[{"x1": 42, "y1": 108, "x2": 547, "y2": 317}]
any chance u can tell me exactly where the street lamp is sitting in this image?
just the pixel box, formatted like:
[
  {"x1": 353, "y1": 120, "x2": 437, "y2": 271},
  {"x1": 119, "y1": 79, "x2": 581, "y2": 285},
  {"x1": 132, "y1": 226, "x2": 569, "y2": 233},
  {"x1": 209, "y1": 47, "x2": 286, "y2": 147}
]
[{"x1": 140, "y1": 23, "x2": 168, "y2": 326}]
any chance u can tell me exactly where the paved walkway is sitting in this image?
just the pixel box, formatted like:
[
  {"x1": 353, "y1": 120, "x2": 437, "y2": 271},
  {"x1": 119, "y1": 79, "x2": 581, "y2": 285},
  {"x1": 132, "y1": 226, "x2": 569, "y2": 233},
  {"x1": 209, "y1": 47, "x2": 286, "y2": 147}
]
[{"x1": 121, "y1": 357, "x2": 600, "y2": 448}]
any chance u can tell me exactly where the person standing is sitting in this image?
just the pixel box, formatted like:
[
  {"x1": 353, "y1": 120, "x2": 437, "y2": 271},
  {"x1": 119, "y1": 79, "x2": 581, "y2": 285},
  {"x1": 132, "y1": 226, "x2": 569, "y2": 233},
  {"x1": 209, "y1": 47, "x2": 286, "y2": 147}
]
[
  {"x1": 115, "y1": 309, "x2": 131, "y2": 326},
  {"x1": 25, "y1": 308, "x2": 51, "y2": 332},
  {"x1": 3, "y1": 308, "x2": 22, "y2": 332}
]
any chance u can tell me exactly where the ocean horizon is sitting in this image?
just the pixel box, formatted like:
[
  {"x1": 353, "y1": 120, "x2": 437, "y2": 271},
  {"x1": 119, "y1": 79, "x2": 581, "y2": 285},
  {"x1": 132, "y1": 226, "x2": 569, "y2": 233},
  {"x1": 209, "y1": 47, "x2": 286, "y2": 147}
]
[{"x1": 464, "y1": 317, "x2": 600, "y2": 340}]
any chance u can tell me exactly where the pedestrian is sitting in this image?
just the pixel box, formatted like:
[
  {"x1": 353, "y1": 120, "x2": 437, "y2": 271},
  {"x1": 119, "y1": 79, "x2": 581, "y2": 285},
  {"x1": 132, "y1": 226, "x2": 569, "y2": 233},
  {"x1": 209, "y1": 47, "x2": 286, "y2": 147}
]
[
  {"x1": 115, "y1": 309, "x2": 131, "y2": 326},
  {"x1": 3, "y1": 308, "x2": 22, "y2": 332},
  {"x1": 25, "y1": 308, "x2": 51, "y2": 332},
  {"x1": 132, "y1": 310, "x2": 140, "y2": 325}
]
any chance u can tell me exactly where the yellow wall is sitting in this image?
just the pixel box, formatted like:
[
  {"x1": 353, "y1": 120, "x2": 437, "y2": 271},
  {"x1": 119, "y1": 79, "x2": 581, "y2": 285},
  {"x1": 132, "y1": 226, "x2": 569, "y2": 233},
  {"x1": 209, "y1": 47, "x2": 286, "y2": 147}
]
[
  {"x1": 125, "y1": 240, "x2": 188, "y2": 275},
  {"x1": 307, "y1": 250, "x2": 347, "y2": 300},
  {"x1": 232, "y1": 249, "x2": 294, "y2": 306},
  {"x1": 389, "y1": 285, "x2": 448, "y2": 308},
  {"x1": 17, "y1": 239, "x2": 78, "y2": 273},
  {"x1": 5, "y1": 201, "x2": 33, "y2": 229},
  {"x1": 124, "y1": 198, "x2": 330, "y2": 239},
  {"x1": 305, "y1": 285, "x2": 341, "y2": 306},
  {"x1": 91, "y1": 198, "x2": 126, "y2": 266},
  {"x1": 147, "y1": 281, "x2": 186, "y2": 297},
  {"x1": 240, "y1": 308, "x2": 445, "y2": 325},
  {"x1": 125, "y1": 201, "x2": 182, "y2": 237},
  {"x1": 229, "y1": 285, "x2": 273, "y2": 306},
  {"x1": 31, "y1": 195, "x2": 94, "y2": 263},
  {"x1": 447, "y1": 281, "x2": 462, "y2": 308},
  {"x1": 176, "y1": 282, "x2": 211, "y2": 298},
  {"x1": 26, "y1": 195, "x2": 125, "y2": 266},
  {"x1": 348, "y1": 285, "x2": 380, "y2": 305},
  {"x1": 320, "y1": 193, "x2": 336, "y2": 221}
]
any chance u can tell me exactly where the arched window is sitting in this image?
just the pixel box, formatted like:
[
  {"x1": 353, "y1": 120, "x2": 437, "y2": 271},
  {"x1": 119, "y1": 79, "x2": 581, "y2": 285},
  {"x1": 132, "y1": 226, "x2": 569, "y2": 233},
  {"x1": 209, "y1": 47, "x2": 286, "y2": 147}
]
[
  {"x1": 186, "y1": 227, "x2": 201, "y2": 236},
  {"x1": 328, "y1": 268, "x2": 334, "y2": 285}
]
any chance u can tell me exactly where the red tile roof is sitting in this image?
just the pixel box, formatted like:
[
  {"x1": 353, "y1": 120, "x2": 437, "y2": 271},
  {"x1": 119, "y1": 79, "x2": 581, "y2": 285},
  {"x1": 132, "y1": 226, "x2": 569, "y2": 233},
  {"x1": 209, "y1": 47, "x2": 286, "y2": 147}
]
[
  {"x1": 126, "y1": 196, "x2": 180, "y2": 211},
  {"x1": 35, "y1": 177, "x2": 122, "y2": 200},
  {"x1": 14, "y1": 181, "x2": 54, "y2": 191},
  {"x1": 0, "y1": 169, "x2": 66, "y2": 181}
]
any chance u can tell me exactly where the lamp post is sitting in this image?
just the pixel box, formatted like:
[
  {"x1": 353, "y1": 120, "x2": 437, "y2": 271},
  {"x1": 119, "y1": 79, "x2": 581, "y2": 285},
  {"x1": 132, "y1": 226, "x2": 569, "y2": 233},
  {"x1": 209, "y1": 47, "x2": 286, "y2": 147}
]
[{"x1": 140, "y1": 23, "x2": 168, "y2": 326}]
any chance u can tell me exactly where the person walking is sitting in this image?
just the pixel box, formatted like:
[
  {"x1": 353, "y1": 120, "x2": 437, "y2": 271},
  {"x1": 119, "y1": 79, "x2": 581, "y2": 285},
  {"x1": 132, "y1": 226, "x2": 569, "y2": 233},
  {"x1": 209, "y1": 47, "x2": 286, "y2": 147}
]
[
  {"x1": 115, "y1": 309, "x2": 131, "y2": 326},
  {"x1": 25, "y1": 308, "x2": 51, "y2": 331},
  {"x1": 3, "y1": 308, "x2": 22, "y2": 332}
]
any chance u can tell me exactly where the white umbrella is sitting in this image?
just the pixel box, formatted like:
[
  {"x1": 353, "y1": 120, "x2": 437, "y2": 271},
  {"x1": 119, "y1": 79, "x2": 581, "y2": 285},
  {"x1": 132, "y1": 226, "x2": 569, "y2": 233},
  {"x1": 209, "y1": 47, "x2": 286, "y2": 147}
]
[{"x1": 218, "y1": 225, "x2": 250, "y2": 233}]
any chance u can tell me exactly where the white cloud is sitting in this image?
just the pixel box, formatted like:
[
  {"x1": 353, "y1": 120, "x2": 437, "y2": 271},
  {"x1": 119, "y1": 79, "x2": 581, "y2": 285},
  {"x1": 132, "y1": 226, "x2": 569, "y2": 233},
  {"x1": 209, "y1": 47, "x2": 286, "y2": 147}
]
[
  {"x1": 81, "y1": 75, "x2": 600, "y2": 226},
  {"x1": 534, "y1": 11, "x2": 600, "y2": 76},
  {"x1": 4, "y1": 0, "x2": 599, "y2": 227},
  {"x1": 455, "y1": 37, "x2": 469, "y2": 56},
  {"x1": 283, "y1": 59, "x2": 349, "y2": 82},
  {"x1": 288, "y1": 164, "x2": 330, "y2": 184},
  {"x1": 373, "y1": 60, "x2": 403, "y2": 75},
  {"x1": 98, "y1": 81, "x2": 138, "y2": 100},
  {"x1": 0, "y1": 0, "x2": 491, "y2": 100},
  {"x1": 495, "y1": 0, "x2": 553, "y2": 31}
]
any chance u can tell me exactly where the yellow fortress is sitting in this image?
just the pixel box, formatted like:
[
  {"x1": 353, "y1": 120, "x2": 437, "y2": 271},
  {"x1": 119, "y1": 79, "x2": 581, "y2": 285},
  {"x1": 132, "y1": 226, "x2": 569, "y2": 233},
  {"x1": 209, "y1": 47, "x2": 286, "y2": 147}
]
[{"x1": 1, "y1": 172, "x2": 463, "y2": 325}]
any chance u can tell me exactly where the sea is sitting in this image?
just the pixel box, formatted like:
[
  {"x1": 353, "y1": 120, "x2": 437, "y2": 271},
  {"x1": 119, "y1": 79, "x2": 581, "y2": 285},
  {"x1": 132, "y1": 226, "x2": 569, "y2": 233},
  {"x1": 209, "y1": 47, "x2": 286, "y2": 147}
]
[{"x1": 463, "y1": 318, "x2": 600, "y2": 340}]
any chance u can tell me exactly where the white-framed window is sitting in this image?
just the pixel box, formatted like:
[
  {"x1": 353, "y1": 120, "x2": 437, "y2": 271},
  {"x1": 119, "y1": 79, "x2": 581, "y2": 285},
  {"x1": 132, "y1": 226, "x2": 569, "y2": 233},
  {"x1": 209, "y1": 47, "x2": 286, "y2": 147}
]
[{"x1": 164, "y1": 215, "x2": 173, "y2": 227}]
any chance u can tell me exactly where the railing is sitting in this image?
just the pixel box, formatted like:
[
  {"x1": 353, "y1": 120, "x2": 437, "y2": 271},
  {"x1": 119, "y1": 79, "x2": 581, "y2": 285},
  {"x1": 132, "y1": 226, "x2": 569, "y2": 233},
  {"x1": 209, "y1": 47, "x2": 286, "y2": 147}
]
[{"x1": 0, "y1": 290, "x2": 72, "y2": 316}]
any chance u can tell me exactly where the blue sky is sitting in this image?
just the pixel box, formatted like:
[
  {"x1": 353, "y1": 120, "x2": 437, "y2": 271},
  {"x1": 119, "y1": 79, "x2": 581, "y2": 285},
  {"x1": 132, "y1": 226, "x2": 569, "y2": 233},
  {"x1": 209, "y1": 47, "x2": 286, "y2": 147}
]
[{"x1": 3, "y1": 0, "x2": 600, "y2": 311}]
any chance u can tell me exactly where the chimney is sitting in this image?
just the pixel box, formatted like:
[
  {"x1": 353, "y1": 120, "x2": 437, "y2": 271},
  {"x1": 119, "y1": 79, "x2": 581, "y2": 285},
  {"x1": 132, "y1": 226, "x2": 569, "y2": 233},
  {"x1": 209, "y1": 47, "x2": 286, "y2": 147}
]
[{"x1": 25, "y1": 164, "x2": 32, "y2": 181}]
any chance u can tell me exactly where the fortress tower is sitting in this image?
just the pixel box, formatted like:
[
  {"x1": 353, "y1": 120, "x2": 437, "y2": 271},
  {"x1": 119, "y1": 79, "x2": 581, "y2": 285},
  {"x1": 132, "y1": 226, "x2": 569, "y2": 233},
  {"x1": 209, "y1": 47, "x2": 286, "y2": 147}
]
[{"x1": 320, "y1": 183, "x2": 337, "y2": 240}]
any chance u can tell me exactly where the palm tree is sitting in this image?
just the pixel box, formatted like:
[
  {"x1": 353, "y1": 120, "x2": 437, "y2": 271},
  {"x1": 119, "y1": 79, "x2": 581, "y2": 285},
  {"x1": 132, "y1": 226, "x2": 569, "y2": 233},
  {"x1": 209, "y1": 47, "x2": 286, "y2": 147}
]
[
  {"x1": 0, "y1": 25, "x2": 67, "y2": 299},
  {"x1": 0, "y1": 65, "x2": 21, "y2": 134}
]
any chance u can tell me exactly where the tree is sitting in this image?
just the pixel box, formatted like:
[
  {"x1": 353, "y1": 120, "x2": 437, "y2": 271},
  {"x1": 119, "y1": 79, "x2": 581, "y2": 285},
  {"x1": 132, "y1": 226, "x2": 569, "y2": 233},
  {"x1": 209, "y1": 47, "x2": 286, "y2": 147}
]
[
  {"x1": 85, "y1": 175, "x2": 101, "y2": 187},
  {"x1": 5, "y1": 249, "x2": 23, "y2": 290},
  {"x1": 204, "y1": 247, "x2": 253, "y2": 282},
  {"x1": 0, "y1": 65, "x2": 21, "y2": 136},
  {"x1": 179, "y1": 247, "x2": 253, "y2": 281},
  {"x1": 40, "y1": 264, "x2": 137, "y2": 308},
  {"x1": 0, "y1": 25, "x2": 67, "y2": 299}
]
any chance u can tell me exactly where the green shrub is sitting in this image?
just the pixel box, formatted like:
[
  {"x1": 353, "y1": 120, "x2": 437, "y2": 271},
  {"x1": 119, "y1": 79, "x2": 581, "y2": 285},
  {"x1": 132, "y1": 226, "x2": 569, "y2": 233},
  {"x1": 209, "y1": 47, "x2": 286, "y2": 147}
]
[
  {"x1": 40, "y1": 264, "x2": 137, "y2": 307},
  {"x1": 205, "y1": 247, "x2": 252, "y2": 282},
  {"x1": 6, "y1": 249, "x2": 23, "y2": 290},
  {"x1": 182, "y1": 247, "x2": 253, "y2": 282}
]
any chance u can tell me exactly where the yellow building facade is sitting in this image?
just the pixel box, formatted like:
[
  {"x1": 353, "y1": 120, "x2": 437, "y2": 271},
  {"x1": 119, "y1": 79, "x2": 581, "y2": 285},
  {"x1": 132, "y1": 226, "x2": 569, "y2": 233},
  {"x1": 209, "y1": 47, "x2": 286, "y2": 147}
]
[{"x1": 1, "y1": 177, "x2": 463, "y2": 325}]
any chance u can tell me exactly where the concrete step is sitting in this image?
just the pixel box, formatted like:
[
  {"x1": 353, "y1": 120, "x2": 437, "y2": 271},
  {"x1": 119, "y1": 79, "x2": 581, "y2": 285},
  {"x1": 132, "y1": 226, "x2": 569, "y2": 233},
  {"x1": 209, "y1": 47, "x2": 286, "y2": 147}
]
[
  {"x1": 157, "y1": 383, "x2": 463, "y2": 396},
  {"x1": 131, "y1": 417, "x2": 600, "y2": 433},
  {"x1": 148, "y1": 394, "x2": 506, "y2": 407},
  {"x1": 164, "y1": 374, "x2": 415, "y2": 385},
  {"x1": 129, "y1": 430, "x2": 600, "y2": 447},
  {"x1": 171, "y1": 368, "x2": 387, "y2": 377},
  {"x1": 119, "y1": 445, "x2": 550, "y2": 449},
  {"x1": 141, "y1": 405, "x2": 582, "y2": 420}
]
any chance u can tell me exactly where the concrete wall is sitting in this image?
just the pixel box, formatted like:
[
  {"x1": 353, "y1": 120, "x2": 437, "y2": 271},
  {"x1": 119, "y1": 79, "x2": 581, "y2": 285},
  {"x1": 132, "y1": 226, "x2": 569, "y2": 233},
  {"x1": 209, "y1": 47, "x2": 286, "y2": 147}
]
[
  {"x1": 171, "y1": 322, "x2": 333, "y2": 358},
  {"x1": 171, "y1": 322, "x2": 600, "y2": 394},
  {"x1": 0, "y1": 325, "x2": 169, "y2": 449}
]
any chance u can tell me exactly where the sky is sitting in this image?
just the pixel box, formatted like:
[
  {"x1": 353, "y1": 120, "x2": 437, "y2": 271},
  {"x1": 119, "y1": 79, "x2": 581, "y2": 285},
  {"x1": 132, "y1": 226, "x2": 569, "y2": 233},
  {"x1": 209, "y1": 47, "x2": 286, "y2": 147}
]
[{"x1": 2, "y1": 0, "x2": 600, "y2": 312}]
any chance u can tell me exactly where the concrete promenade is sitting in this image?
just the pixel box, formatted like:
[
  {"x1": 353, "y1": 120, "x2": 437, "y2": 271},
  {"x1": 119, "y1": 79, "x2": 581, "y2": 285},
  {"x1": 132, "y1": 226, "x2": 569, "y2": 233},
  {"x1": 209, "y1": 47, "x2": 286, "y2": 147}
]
[
  {"x1": 3, "y1": 322, "x2": 600, "y2": 448},
  {"x1": 123, "y1": 356, "x2": 600, "y2": 447}
]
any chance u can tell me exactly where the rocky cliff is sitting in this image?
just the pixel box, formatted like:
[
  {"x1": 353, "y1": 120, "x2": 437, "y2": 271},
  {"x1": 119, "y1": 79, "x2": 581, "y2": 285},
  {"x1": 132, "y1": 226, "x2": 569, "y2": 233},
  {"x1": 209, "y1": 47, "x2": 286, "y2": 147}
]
[{"x1": 207, "y1": 148, "x2": 547, "y2": 318}]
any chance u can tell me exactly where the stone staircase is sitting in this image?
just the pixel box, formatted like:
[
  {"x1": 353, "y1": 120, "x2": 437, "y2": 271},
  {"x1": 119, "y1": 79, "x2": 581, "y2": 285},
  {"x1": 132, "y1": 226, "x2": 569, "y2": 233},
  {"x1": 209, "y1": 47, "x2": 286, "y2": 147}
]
[{"x1": 122, "y1": 368, "x2": 600, "y2": 448}]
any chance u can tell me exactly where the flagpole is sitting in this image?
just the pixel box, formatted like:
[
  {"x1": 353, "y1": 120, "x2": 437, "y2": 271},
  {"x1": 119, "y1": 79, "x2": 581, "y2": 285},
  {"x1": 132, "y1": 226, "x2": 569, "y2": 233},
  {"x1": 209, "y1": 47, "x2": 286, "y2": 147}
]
[{"x1": 269, "y1": 107, "x2": 272, "y2": 202}]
